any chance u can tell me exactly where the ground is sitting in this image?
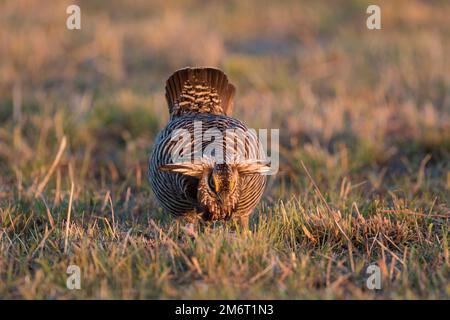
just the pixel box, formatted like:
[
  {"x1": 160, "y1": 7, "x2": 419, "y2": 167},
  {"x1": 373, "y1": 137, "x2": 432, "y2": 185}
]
[{"x1": 0, "y1": 0, "x2": 449, "y2": 299}]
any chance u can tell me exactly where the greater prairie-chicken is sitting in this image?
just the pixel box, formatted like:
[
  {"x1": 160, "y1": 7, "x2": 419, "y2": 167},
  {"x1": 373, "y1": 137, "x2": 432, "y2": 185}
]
[{"x1": 148, "y1": 67, "x2": 269, "y2": 227}]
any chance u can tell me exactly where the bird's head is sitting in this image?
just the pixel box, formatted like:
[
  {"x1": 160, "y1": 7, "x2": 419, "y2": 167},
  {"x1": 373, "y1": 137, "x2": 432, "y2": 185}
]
[{"x1": 159, "y1": 159, "x2": 270, "y2": 220}]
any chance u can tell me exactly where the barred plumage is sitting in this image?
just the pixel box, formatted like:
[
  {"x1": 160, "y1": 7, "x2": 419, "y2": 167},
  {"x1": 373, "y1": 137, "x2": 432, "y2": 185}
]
[{"x1": 148, "y1": 67, "x2": 268, "y2": 225}]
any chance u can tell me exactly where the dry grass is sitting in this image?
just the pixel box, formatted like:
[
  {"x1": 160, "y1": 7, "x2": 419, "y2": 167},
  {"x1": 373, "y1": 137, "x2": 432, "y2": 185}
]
[{"x1": 0, "y1": 0, "x2": 449, "y2": 299}]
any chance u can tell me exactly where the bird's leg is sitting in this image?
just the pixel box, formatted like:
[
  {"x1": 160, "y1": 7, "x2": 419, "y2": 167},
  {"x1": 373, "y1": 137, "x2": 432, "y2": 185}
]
[
  {"x1": 183, "y1": 222, "x2": 197, "y2": 238},
  {"x1": 239, "y1": 215, "x2": 250, "y2": 232},
  {"x1": 178, "y1": 214, "x2": 199, "y2": 239}
]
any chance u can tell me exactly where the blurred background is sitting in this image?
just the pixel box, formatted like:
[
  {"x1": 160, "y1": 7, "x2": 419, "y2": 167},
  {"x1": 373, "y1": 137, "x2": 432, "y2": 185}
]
[
  {"x1": 0, "y1": 0, "x2": 449, "y2": 300},
  {"x1": 0, "y1": 0, "x2": 449, "y2": 209}
]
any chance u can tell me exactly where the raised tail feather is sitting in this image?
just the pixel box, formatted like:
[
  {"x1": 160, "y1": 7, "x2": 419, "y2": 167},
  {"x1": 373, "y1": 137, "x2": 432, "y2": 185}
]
[{"x1": 165, "y1": 67, "x2": 236, "y2": 117}]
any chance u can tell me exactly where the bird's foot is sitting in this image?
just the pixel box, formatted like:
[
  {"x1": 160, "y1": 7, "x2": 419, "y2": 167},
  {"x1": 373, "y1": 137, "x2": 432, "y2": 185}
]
[{"x1": 180, "y1": 222, "x2": 198, "y2": 239}]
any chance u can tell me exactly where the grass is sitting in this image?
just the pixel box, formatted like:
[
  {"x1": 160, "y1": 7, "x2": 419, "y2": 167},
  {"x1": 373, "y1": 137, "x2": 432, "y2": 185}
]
[{"x1": 0, "y1": 0, "x2": 449, "y2": 299}]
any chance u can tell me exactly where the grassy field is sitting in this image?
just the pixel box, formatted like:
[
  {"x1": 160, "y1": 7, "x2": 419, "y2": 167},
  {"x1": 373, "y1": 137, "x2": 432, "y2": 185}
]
[{"x1": 0, "y1": 0, "x2": 449, "y2": 299}]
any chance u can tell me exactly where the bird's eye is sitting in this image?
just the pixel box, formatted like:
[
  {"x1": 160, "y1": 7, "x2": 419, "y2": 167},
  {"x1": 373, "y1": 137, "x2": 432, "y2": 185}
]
[{"x1": 209, "y1": 174, "x2": 219, "y2": 193}]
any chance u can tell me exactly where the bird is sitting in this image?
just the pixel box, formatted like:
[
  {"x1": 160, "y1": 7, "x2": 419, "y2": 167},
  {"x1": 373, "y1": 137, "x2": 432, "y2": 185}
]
[{"x1": 148, "y1": 67, "x2": 269, "y2": 229}]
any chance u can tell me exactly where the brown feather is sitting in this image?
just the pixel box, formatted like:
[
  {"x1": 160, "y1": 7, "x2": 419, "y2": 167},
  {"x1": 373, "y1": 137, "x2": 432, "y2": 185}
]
[{"x1": 165, "y1": 67, "x2": 235, "y2": 117}]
